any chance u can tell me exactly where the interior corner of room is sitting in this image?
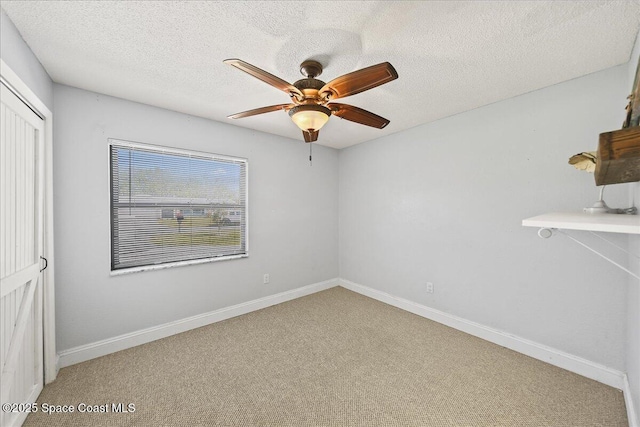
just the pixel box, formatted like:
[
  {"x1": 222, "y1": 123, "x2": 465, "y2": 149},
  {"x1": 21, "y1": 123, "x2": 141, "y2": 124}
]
[{"x1": 1, "y1": 2, "x2": 639, "y2": 427}]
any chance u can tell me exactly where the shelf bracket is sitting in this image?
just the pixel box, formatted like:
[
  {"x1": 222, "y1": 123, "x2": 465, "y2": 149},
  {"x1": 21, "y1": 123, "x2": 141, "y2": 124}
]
[{"x1": 537, "y1": 228, "x2": 640, "y2": 280}]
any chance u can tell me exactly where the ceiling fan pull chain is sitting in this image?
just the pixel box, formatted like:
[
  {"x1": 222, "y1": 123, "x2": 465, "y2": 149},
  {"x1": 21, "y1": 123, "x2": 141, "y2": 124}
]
[{"x1": 309, "y1": 142, "x2": 312, "y2": 166}]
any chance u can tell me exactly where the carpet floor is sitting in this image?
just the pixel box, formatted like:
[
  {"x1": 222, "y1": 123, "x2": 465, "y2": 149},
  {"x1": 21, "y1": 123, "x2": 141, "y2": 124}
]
[{"x1": 24, "y1": 287, "x2": 627, "y2": 426}]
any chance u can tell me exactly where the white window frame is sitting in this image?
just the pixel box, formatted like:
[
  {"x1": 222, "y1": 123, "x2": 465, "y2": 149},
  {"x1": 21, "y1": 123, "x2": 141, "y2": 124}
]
[{"x1": 108, "y1": 139, "x2": 249, "y2": 275}]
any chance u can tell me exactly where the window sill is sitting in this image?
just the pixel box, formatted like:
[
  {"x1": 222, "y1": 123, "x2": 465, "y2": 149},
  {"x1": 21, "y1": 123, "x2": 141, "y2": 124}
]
[{"x1": 110, "y1": 253, "x2": 248, "y2": 276}]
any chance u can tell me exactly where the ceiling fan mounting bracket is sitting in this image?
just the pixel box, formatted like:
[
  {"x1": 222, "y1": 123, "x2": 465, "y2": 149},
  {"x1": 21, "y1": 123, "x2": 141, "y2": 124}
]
[
  {"x1": 289, "y1": 91, "x2": 304, "y2": 102},
  {"x1": 300, "y1": 60, "x2": 323, "y2": 78}
]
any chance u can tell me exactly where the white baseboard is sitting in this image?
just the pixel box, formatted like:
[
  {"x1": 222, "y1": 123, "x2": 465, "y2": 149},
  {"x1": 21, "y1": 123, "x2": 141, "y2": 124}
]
[
  {"x1": 339, "y1": 278, "x2": 626, "y2": 390},
  {"x1": 624, "y1": 374, "x2": 640, "y2": 427},
  {"x1": 58, "y1": 278, "x2": 339, "y2": 368}
]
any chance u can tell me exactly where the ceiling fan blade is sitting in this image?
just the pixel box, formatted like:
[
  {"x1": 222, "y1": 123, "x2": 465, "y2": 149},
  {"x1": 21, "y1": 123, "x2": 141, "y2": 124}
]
[
  {"x1": 224, "y1": 59, "x2": 303, "y2": 100},
  {"x1": 319, "y1": 62, "x2": 398, "y2": 100},
  {"x1": 228, "y1": 103, "x2": 294, "y2": 119},
  {"x1": 329, "y1": 103, "x2": 390, "y2": 129},
  {"x1": 303, "y1": 130, "x2": 319, "y2": 143}
]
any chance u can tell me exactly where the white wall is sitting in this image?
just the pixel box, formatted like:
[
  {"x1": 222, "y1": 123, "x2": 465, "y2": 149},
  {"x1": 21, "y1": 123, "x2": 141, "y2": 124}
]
[
  {"x1": 628, "y1": 182, "x2": 640, "y2": 425},
  {"x1": 0, "y1": 8, "x2": 53, "y2": 110},
  {"x1": 53, "y1": 84, "x2": 339, "y2": 351},
  {"x1": 626, "y1": 28, "x2": 640, "y2": 427},
  {"x1": 339, "y1": 64, "x2": 632, "y2": 371}
]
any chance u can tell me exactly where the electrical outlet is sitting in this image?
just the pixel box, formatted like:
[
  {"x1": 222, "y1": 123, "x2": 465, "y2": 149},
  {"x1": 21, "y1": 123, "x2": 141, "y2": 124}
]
[
  {"x1": 263, "y1": 273, "x2": 270, "y2": 284},
  {"x1": 426, "y1": 282, "x2": 434, "y2": 293}
]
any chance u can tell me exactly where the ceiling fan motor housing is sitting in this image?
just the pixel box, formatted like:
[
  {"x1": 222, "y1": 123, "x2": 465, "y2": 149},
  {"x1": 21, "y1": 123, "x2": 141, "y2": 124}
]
[
  {"x1": 293, "y1": 78, "x2": 325, "y2": 91},
  {"x1": 293, "y1": 78, "x2": 327, "y2": 104}
]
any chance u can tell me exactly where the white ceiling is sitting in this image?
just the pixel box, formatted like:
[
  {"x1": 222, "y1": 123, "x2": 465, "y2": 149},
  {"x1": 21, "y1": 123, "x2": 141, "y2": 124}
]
[{"x1": 3, "y1": 1, "x2": 640, "y2": 149}]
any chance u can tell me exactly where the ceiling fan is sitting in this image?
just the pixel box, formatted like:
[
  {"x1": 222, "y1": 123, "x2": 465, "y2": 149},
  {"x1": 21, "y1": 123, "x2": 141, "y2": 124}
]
[{"x1": 224, "y1": 58, "x2": 398, "y2": 143}]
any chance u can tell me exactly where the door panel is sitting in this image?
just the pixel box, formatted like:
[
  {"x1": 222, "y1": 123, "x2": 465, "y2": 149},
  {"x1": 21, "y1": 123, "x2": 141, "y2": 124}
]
[{"x1": 1, "y1": 83, "x2": 45, "y2": 427}]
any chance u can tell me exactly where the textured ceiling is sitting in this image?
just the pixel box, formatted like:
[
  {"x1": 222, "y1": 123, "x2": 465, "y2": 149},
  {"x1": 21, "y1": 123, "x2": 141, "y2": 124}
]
[{"x1": 2, "y1": 1, "x2": 640, "y2": 149}]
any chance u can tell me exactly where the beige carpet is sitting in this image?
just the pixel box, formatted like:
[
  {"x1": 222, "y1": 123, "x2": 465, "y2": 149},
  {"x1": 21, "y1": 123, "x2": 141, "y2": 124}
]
[{"x1": 24, "y1": 287, "x2": 627, "y2": 426}]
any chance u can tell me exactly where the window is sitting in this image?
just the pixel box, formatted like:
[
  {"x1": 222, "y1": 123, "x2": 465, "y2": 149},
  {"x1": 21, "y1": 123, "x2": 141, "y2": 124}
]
[{"x1": 109, "y1": 139, "x2": 247, "y2": 272}]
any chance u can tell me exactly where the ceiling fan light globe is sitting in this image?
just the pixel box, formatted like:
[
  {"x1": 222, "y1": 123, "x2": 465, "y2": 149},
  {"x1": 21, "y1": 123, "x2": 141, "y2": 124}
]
[{"x1": 289, "y1": 105, "x2": 331, "y2": 131}]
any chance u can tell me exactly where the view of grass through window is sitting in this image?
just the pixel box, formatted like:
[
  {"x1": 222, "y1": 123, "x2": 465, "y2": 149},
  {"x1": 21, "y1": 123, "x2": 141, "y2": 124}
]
[{"x1": 110, "y1": 140, "x2": 247, "y2": 271}]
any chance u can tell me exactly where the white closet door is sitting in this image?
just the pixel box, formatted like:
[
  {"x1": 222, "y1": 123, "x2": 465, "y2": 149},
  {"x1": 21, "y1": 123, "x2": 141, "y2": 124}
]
[{"x1": 1, "y1": 83, "x2": 45, "y2": 427}]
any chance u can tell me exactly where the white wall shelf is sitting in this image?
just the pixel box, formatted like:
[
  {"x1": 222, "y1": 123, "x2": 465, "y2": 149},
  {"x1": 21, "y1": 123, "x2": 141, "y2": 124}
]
[
  {"x1": 522, "y1": 212, "x2": 640, "y2": 234},
  {"x1": 523, "y1": 212, "x2": 639, "y2": 280}
]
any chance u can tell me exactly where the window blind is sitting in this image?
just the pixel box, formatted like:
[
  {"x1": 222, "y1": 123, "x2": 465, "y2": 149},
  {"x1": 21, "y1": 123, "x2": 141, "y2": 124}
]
[{"x1": 109, "y1": 140, "x2": 247, "y2": 271}]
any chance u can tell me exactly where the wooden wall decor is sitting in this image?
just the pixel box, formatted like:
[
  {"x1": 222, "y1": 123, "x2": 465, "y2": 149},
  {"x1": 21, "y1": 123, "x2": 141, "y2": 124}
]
[
  {"x1": 595, "y1": 57, "x2": 640, "y2": 186},
  {"x1": 595, "y1": 127, "x2": 640, "y2": 185}
]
